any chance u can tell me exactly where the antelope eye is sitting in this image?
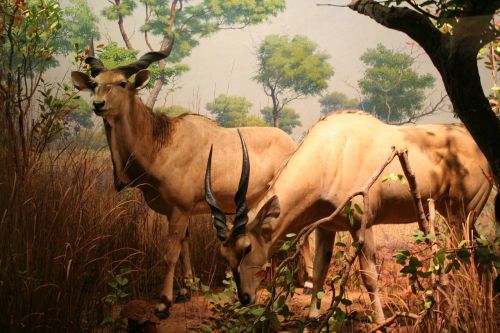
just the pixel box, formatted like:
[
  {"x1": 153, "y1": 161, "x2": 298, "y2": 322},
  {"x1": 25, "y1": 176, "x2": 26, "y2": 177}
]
[
  {"x1": 119, "y1": 81, "x2": 127, "y2": 88},
  {"x1": 244, "y1": 245, "x2": 252, "y2": 255}
]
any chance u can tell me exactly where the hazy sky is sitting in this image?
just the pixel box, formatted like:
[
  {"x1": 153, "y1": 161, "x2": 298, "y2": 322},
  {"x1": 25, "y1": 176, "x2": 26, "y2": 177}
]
[{"x1": 56, "y1": 0, "x2": 493, "y2": 138}]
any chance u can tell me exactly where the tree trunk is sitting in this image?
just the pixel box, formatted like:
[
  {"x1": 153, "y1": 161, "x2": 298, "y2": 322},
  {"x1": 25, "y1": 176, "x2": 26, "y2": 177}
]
[
  {"x1": 115, "y1": 0, "x2": 134, "y2": 50},
  {"x1": 349, "y1": 0, "x2": 500, "y2": 185},
  {"x1": 146, "y1": 36, "x2": 171, "y2": 109},
  {"x1": 439, "y1": 48, "x2": 500, "y2": 185},
  {"x1": 271, "y1": 88, "x2": 280, "y2": 128}
]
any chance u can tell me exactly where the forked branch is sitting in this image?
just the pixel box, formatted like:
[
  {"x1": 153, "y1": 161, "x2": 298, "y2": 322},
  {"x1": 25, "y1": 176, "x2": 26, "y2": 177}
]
[{"x1": 257, "y1": 146, "x2": 431, "y2": 331}]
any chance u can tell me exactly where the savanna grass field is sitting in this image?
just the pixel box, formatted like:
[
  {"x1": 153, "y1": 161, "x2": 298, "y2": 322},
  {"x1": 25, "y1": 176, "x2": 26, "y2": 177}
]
[{"x1": 0, "y1": 141, "x2": 498, "y2": 332}]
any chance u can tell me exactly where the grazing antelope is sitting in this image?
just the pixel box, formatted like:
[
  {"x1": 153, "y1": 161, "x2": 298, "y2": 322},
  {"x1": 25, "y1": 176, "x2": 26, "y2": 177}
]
[
  {"x1": 205, "y1": 110, "x2": 494, "y2": 323},
  {"x1": 70, "y1": 45, "x2": 298, "y2": 318}
]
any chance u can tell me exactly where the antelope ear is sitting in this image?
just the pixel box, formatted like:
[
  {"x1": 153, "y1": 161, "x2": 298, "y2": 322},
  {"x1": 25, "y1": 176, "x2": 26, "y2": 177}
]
[
  {"x1": 134, "y1": 69, "x2": 151, "y2": 90},
  {"x1": 71, "y1": 71, "x2": 94, "y2": 91},
  {"x1": 255, "y1": 195, "x2": 280, "y2": 227}
]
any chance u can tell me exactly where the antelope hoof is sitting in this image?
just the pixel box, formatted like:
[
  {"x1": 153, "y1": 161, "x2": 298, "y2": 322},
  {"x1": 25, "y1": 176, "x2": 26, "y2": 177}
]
[
  {"x1": 303, "y1": 281, "x2": 313, "y2": 295},
  {"x1": 175, "y1": 288, "x2": 191, "y2": 303},
  {"x1": 154, "y1": 299, "x2": 171, "y2": 320}
]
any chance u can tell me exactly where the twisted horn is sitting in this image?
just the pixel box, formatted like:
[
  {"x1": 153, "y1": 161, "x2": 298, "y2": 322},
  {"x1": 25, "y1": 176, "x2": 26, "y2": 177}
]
[
  {"x1": 85, "y1": 57, "x2": 107, "y2": 78},
  {"x1": 114, "y1": 35, "x2": 175, "y2": 78},
  {"x1": 205, "y1": 145, "x2": 228, "y2": 241},
  {"x1": 231, "y1": 130, "x2": 250, "y2": 238}
]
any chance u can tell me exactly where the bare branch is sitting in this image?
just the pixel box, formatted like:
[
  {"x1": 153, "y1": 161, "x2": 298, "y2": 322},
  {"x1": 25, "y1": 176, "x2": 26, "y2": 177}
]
[
  {"x1": 316, "y1": 3, "x2": 349, "y2": 8},
  {"x1": 369, "y1": 311, "x2": 421, "y2": 333},
  {"x1": 395, "y1": 92, "x2": 448, "y2": 125}
]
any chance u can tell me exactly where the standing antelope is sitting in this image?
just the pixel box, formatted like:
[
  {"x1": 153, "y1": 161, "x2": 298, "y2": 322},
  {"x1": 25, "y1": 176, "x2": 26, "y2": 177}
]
[
  {"x1": 70, "y1": 46, "x2": 298, "y2": 318},
  {"x1": 205, "y1": 110, "x2": 494, "y2": 323}
]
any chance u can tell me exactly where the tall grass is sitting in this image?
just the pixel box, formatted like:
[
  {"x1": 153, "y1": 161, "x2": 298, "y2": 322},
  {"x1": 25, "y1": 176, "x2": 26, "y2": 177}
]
[{"x1": 0, "y1": 145, "x2": 223, "y2": 332}]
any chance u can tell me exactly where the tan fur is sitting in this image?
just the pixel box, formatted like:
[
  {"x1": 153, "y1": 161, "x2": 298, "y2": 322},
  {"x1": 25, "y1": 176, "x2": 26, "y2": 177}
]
[
  {"x1": 71, "y1": 69, "x2": 297, "y2": 314},
  {"x1": 216, "y1": 111, "x2": 493, "y2": 323}
]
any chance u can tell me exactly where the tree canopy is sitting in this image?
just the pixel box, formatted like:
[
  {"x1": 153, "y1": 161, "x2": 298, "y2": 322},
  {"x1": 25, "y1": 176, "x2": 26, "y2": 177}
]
[
  {"x1": 156, "y1": 105, "x2": 192, "y2": 117},
  {"x1": 260, "y1": 106, "x2": 301, "y2": 134},
  {"x1": 319, "y1": 91, "x2": 360, "y2": 115},
  {"x1": 358, "y1": 44, "x2": 435, "y2": 123},
  {"x1": 206, "y1": 95, "x2": 267, "y2": 128},
  {"x1": 101, "y1": 0, "x2": 287, "y2": 107},
  {"x1": 254, "y1": 34, "x2": 334, "y2": 127}
]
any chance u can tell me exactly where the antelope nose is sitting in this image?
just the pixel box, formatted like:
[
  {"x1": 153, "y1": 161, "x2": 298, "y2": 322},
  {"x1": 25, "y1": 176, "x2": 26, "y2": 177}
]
[
  {"x1": 240, "y1": 293, "x2": 250, "y2": 306},
  {"x1": 93, "y1": 100, "x2": 105, "y2": 112}
]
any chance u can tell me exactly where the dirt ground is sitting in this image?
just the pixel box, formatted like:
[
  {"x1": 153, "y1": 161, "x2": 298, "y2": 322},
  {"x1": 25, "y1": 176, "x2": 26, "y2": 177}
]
[{"x1": 154, "y1": 224, "x2": 419, "y2": 333}]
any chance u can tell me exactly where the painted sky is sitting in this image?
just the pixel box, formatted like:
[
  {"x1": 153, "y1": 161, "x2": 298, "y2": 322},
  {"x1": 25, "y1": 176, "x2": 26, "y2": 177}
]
[{"x1": 54, "y1": 0, "x2": 493, "y2": 139}]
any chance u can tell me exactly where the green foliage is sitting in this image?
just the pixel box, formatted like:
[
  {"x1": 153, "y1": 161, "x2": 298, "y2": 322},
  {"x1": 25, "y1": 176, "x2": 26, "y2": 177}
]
[
  {"x1": 58, "y1": 0, "x2": 100, "y2": 55},
  {"x1": 97, "y1": 42, "x2": 189, "y2": 89},
  {"x1": 319, "y1": 91, "x2": 359, "y2": 115},
  {"x1": 1, "y1": 0, "x2": 64, "y2": 70},
  {"x1": 101, "y1": 267, "x2": 131, "y2": 328},
  {"x1": 207, "y1": 94, "x2": 268, "y2": 127},
  {"x1": 64, "y1": 97, "x2": 94, "y2": 130},
  {"x1": 358, "y1": 44, "x2": 435, "y2": 123},
  {"x1": 254, "y1": 34, "x2": 333, "y2": 126},
  {"x1": 98, "y1": 42, "x2": 139, "y2": 69},
  {"x1": 155, "y1": 104, "x2": 192, "y2": 117},
  {"x1": 261, "y1": 106, "x2": 301, "y2": 134},
  {"x1": 101, "y1": 0, "x2": 137, "y2": 21},
  {"x1": 106, "y1": 0, "x2": 286, "y2": 63},
  {"x1": 203, "y1": 261, "x2": 295, "y2": 331},
  {"x1": 394, "y1": 228, "x2": 499, "y2": 311}
]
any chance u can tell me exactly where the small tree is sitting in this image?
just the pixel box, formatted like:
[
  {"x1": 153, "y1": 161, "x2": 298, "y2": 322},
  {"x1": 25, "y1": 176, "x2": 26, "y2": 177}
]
[
  {"x1": 358, "y1": 44, "x2": 435, "y2": 123},
  {"x1": 155, "y1": 105, "x2": 191, "y2": 117},
  {"x1": 319, "y1": 91, "x2": 359, "y2": 115},
  {"x1": 102, "y1": 0, "x2": 287, "y2": 108},
  {"x1": 206, "y1": 95, "x2": 267, "y2": 128},
  {"x1": 254, "y1": 34, "x2": 334, "y2": 127},
  {"x1": 261, "y1": 106, "x2": 301, "y2": 134}
]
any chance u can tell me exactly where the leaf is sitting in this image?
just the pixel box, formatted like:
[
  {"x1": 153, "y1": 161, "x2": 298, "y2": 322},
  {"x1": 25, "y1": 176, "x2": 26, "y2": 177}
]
[
  {"x1": 286, "y1": 233, "x2": 296, "y2": 238},
  {"x1": 316, "y1": 291, "x2": 325, "y2": 299},
  {"x1": 281, "y1": 240, "x2": 292, "y2": 251},
  {"x1": 250, "y1": 307, "x2": 265, "y2": 316},
  {"x1": 354, "y1": 203, "x2": 363, "y2": 214}
]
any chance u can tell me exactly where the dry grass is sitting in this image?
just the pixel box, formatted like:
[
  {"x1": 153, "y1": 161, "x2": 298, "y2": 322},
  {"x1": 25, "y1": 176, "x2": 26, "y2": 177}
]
[
  {"x1": 0, "y1": 145, "x2": 224, "y2": 332},
  {"x1": 0, "y1": 143, "x2": 497, "y2": 332}
]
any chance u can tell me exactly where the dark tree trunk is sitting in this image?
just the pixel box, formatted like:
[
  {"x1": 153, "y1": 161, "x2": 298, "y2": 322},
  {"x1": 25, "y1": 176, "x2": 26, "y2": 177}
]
[{"x1": 349, "y1": 0, "x2": 500, "y2": 185}]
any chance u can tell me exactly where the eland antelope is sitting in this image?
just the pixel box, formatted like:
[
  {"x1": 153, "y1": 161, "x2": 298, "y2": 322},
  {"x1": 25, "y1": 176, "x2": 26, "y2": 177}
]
[
  {"x1": 70, "y1": 46, "x2": 298, "y2": 318},
  {"x1": 205, "y1": 110, "x2": 495, "y2": 323}
]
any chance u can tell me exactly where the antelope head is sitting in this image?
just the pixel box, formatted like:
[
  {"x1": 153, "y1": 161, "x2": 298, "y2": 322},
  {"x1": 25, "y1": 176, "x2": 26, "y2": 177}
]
[
  {"x1": 70, "y1": 38, "x2": 174, "y2": 118},
  {"x1": 205, "y1": 130, "x2": 281, "y2": 305}
]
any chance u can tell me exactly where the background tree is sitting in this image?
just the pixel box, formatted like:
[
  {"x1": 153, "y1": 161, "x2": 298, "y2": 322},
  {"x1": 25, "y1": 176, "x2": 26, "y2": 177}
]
[
  {"x1": 346, "y1": 0, "x2": 500, "y2": 184},
  {"x1": 319, "y1": 91, "x2": 359, "y2": 115},
  {"x1": 58, "y1": 0, "x2": 100, "y2": 54},
  {"x1": 155, "y1": 104, "x2": 192, "y2": 117},
  {"x1": 206, "y1": 94, "x2": 267, "y2": 128},
  {"x1": 254, "y1": 34, "x2": 334, "y2": 127},
  {"x1": 65, "y1": 98, "x2": 94, "y2": 134},
  {"x1": 358, "y1": 44, "x2": 435, "y2": 123},
  {"x1": 261, "y1": 106, "x2": 301, "y2": 134},
  {"x1": 102, "y1": 0, "x2": 287, "y2": 108}
]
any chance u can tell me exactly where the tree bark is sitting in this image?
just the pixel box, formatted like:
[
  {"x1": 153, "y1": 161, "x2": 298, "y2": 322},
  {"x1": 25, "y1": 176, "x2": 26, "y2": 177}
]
[
  {"x1": 145, "y1": 0, "x2": 180, "y2": 109},
  {"x1": 146, "y1": 36, "x2": 171, "y2": 109},
  {"x1": 349, "y1": 0, "x2": 500, "y2": 185},
  {"x1": 115, "y1": 0, "x2": 134, "y2": 50}
]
